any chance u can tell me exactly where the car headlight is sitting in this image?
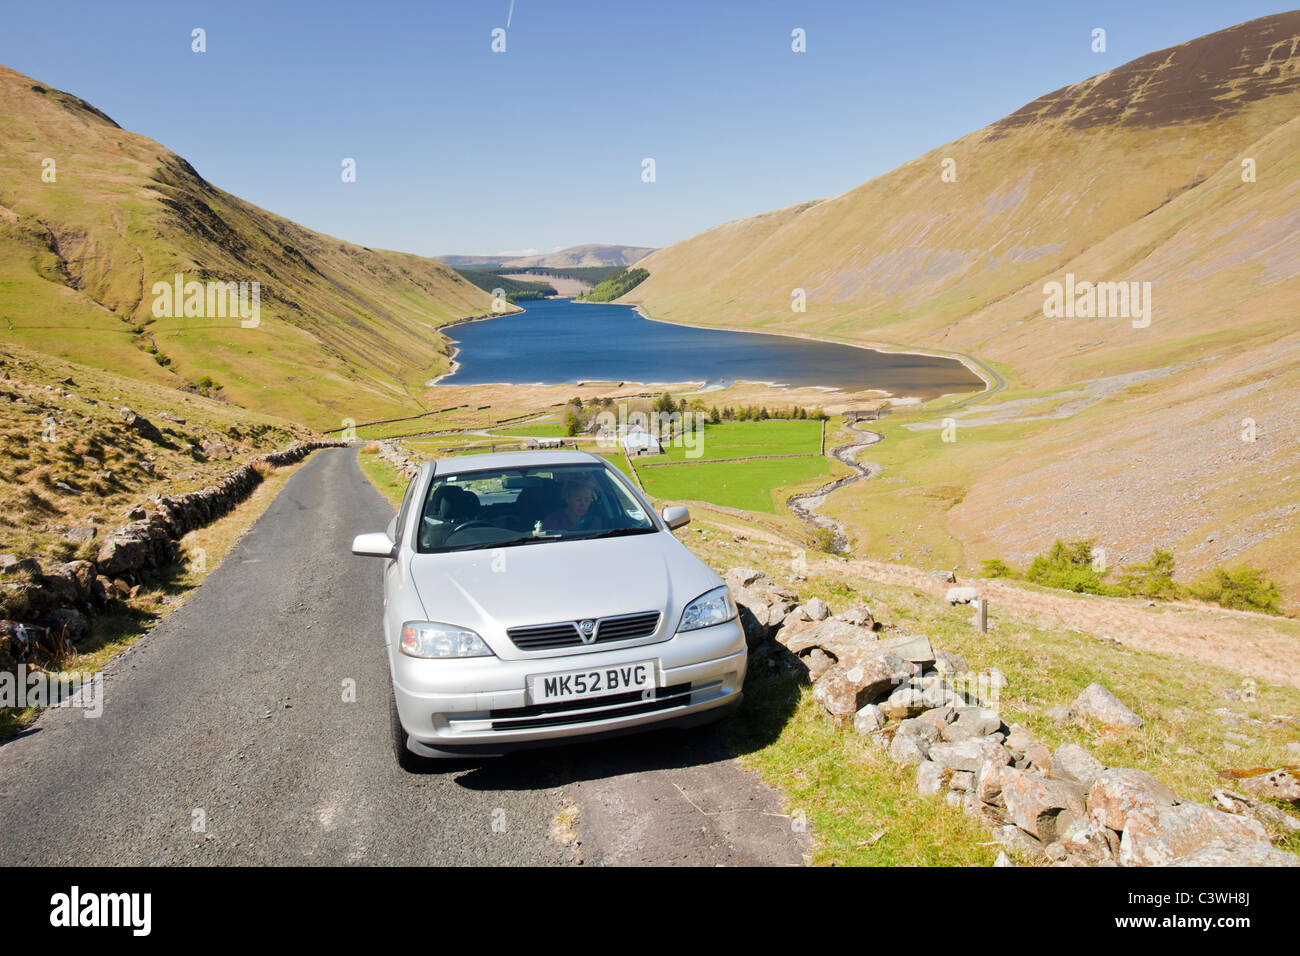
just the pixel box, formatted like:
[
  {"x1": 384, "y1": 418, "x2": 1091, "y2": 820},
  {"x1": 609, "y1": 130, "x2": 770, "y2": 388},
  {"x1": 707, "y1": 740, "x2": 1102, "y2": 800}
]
[
  {"x1": 677, "y1": 585, "x2": 738, "y2": 633},
  {"x1": 400, "y1": 621, "x2": 494, "y2": 658}
]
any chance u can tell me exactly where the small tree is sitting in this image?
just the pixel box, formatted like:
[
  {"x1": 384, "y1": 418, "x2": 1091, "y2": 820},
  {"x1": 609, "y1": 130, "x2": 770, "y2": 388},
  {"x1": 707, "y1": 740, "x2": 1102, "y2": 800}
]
[
  {"x1": 1116, "y1": 548, "x2": 1180, "y2": 600},
  {"x1": 981, "y1": 558, "x2": 1015, "y2": 578},
  {"x1": 1025, "y1": 539, "x2": 1115, "y2": 595},
  {"x1": 1190, "y1": 566, "x2": 1282, "y2": 614}
]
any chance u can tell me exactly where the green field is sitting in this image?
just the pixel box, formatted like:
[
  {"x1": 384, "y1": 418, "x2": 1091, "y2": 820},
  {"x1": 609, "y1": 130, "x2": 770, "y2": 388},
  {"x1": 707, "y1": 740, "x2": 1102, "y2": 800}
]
[
  {"x1": 640, "y1": 418, "x2": 823, "y2": 462},
  {"x1": 637, "y1": 456, "x2": 830, "y2": 513},
  {"x1": 597, "y1": 452, "x2": 634, "y2": 478},
  {"x1": 487, "y1": 421, "x2": 565, "y2": 438}
]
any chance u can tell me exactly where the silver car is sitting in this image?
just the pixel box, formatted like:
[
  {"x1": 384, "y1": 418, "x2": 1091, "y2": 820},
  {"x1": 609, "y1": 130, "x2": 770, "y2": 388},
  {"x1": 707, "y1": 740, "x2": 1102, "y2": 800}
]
[{"x1": 352, "y1": 450, "x2": 747, "y2": 769}]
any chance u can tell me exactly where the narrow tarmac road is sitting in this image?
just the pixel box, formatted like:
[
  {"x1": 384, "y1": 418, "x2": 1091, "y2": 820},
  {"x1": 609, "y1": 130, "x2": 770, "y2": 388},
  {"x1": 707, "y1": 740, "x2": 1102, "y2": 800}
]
[{"x1": 0, "y1": 448, "x2": 805, "y2": 866}]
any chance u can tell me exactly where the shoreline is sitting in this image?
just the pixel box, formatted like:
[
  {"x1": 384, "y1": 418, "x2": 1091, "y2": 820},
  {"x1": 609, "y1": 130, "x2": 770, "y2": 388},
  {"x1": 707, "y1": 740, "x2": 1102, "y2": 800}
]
[
  {"x1": 426, "y1": 306, "x2": 525, "y2": 386},
  {"x1": 626, "y1": 301, "x2": 997, "y2": 400}
]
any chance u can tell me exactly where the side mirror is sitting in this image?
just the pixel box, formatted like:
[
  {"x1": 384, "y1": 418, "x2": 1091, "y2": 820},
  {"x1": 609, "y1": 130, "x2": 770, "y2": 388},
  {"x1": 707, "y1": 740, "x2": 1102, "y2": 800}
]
[
  {"x1": 352, "y1": 532, "x2": 396, "y2": 559},
  {"x1": 661, "y1": 506, "x2": 690, "y2": 530}
]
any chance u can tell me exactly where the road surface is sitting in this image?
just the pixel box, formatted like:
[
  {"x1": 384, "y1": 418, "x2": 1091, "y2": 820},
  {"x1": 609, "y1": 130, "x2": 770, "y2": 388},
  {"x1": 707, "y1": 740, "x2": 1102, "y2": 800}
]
[{"x1": 0, "y1": 448, "x2": 806, "y2": 866}]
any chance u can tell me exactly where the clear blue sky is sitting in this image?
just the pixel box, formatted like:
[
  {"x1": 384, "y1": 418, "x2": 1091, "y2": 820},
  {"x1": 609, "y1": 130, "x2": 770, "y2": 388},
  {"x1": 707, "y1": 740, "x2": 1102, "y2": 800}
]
[{"x1": 1, "y1": 1, "x2": 1291, "y2": 256}]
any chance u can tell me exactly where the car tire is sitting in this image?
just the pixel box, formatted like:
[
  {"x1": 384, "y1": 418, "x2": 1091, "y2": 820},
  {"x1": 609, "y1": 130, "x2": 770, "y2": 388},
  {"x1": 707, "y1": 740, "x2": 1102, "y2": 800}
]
[{"x1": 390, "y1": 683, "x2": 433, "y2": 773}]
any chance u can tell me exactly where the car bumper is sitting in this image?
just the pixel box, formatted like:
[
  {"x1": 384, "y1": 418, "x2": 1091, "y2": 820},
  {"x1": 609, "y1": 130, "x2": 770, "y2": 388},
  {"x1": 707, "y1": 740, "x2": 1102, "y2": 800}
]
[{"x1": 390, "y1": 618, "x2": 747, "y2": 754}]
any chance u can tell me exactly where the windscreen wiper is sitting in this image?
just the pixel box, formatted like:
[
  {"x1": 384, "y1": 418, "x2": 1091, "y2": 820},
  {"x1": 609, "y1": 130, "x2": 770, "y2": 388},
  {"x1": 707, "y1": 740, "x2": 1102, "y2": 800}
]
[{"x1": 574, "y1": 527, "x2": 656, "y2": 541}]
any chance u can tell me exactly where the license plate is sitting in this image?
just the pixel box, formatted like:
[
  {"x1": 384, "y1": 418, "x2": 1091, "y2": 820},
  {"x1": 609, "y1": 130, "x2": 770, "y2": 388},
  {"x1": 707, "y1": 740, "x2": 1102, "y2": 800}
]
[{"x1": 528, "y1": 660, "x2": 657, "y2": 705}]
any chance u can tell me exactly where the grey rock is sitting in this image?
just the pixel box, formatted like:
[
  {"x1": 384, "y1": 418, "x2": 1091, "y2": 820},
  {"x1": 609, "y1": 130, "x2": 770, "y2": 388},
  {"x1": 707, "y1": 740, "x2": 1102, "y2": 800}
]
[
  {"x1": 1050, "y1": 742, "x2": 1105, "y2": 789},
  {"x1": 1120, "y1": 802, "x2": 1269, "y2": 867},
  {"x1": 932, "y1": 648, "x2": 969, "y2": 675},
  {"x1": 853, "y1": 703, "x2": 886, "y2": 736},
  {"x1": 879, "y1": 685, "x2": 927, "y2": 721},
  {"x1": 1069, "y1": 682, "x2": 1144, "y2": 728},
  {"x1": 1168, "y1": 837, "x2": 1300, "y2": 867},
  {"x1": 803, "y1": 597, "x2": 831, "y2": 621},
  {"x1": 993, "y1": 824, "x2": 1045, "y2": 861},
  {"x1": 1211, "y1": 789, "x2": 1300, "y2": 834},
  {"x1": 917, "y1": 760, "x2": 944, "y2": 797},
  {"x1": 1088, "y1": 768, "x2": 1180, "y2": 832},
  {"x1": 918, "y1": 705, "x2": 957, "y2": 729},
  {"x1": 1239, "y1": 768, "x2": 1300, "y2": 804},
  {"x1": 889, "y1": 733, "x2": 931, "y2": 766},
  {"x1": 897, "y1": 717, "x2": 942, "y2": 743},
  {"x1": 1046, "y1": 705, "x2": 1073, "y2": 725},
  {"x1": 999, "y1": 767, "x2": 1088, "y2": 844},
  {"x1": 929, "y1": 739, "x2": 1011, "y2": 773}
]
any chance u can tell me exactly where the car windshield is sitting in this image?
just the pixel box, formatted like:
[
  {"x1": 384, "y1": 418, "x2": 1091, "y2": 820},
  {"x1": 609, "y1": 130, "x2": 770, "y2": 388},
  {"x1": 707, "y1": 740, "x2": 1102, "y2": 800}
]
[{"x1": 415, "y1": 462, "x2": 657, "y2": 553}]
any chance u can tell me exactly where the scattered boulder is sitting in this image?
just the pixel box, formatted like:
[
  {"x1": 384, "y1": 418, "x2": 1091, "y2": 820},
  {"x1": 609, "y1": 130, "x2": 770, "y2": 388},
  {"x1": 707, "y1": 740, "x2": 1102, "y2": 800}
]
[
  {"x1": 0, "y1": 555, "x2": 41, "y2": 577},
  {"x1": 1238, "y1": 769, "x2": 1300, "y2": 804},
  {"x1": 930, "y1": 570, "x2": 956, "y2": 583},
  {"x1": 1066, "y1": 683, "x2": 1144, "y2": 728},
  {"x1": 63, "y1": 526, "x2": 98, "y2": 545},
  {"x1": 120, "y1": 407, "x2": 167, "y2": 445}
]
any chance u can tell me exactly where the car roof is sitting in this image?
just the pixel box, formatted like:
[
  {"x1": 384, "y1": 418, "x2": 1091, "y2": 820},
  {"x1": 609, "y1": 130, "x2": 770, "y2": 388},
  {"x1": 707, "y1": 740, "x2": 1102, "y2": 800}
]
[{"x1": 429, "y1": 449, "x2": 604, "y2": 476}]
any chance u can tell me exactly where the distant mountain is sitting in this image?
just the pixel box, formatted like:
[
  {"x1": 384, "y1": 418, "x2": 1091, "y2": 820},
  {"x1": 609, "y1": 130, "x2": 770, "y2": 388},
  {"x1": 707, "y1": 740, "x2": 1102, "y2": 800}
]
[
  {"x1": 439, "y1": 244, "x2": 655, "y2": 271},
  {"x1": 622, "y1": 13, "x2": 1300, "y2": 606},
  {"x1": 0, "y1": 64, "x2": 498, "y2": 429}
]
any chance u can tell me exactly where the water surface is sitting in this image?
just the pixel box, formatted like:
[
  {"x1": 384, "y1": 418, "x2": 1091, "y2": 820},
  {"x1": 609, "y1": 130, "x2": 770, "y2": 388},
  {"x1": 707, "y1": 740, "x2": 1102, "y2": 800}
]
[{"x1": 440, "y1": 298, "x2": 983, "y2": 398}]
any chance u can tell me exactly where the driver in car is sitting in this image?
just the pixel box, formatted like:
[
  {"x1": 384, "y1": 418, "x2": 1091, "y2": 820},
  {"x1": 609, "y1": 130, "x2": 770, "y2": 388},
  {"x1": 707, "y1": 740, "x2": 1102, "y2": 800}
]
[{"x1": 542, "y1": 477, "x2": 604, "y2": 532}]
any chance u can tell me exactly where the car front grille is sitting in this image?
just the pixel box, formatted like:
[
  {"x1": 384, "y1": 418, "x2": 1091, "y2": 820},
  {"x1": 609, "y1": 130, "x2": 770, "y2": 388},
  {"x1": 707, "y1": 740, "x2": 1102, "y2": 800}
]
[
  {"x1": 487, "y1": 682, "x2": 695, "y2": 731},
  {"x1": 506, "y1": 610, "x2": 662, "y2": 650}
]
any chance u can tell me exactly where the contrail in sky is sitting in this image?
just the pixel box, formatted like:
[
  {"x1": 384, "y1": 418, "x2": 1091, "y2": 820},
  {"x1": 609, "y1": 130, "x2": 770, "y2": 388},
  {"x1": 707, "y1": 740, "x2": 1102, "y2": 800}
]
[{"x1": 507, "y1": 0, "x2": 515, "y2": 28}]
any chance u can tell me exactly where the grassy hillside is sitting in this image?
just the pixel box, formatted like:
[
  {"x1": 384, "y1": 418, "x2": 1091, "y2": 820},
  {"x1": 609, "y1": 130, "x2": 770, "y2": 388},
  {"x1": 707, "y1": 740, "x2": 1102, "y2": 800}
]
[
  {"x1": 627, "y1": 14, "x2": 1300, "y2": 381},
  {"x1": 0, "y1": 64, "x2": 503, "y2": 430},
  {"x1": 621, "y1": 13, "x2": 1300, "y2": 610}
]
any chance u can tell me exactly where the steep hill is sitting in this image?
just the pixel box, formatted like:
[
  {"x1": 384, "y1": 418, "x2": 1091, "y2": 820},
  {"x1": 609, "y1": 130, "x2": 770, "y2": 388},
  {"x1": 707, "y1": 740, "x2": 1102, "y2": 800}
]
[
  {"x1": 622, "y1": 13, "x2": 1300, "y2": 607},
  {"x1": 0, "y1": 65, "x2": 499, "y2": 430}
]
